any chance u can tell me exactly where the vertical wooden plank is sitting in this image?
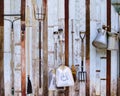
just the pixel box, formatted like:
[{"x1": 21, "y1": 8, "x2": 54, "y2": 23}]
[
  {"x1": 65, "y1": 0, "x2": 69, "y2": 67},
  {"x1": 0, "y1": 0, "x2": 4, "y2": 95},
  {"x1": 95, "y1": 50, "x2": 101, "y2": 95},
  {"x1": 65, "y1": 0, "x2": 69, "y2": 96},
  {"x1": 21, "y1": 0, "x2": 26, "y2": 95},
  {"x1": 100, "y1": 57, "x2": 107, "y2": 95},
  {"x1": 86, "y1": 0, "x2": 90, "y2": 96},
  {"x1": 106, "y1": 0, "x2": 111, "y2": 96},
  {"x1": 42, "y1": 0, "x2": 48, "y2": 96},
  {"x1": 31, "y1": 0, "x2": 38, "y2": 95}
]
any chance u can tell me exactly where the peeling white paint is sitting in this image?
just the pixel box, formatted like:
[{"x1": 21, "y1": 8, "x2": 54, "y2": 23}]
[{"x1": 3, "y1": 0, "x2": 120, "y2": 96}]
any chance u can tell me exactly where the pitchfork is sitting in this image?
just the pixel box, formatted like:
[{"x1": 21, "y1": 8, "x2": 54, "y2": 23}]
[{"x1": 78, "y1": 31, "x2": 87, "y2": 82}]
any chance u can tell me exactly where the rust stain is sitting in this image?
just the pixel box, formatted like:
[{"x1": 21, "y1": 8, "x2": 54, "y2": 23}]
[
  {"x1": 42, "y1": 0, "x2": 48, "y2": 96},
  {"x1": 21, "y1": 29, "x2": 26, "y2": 96},
  {"x1": 106, "y1": 0, "x2": 111, "y2": 96},
  {"x1": 0, "y1": 0, "x2": 4, "y2": 95},
  {"x1": 86, "y1": 0, "x2": 90, "y2": 95},
  {"x1": 21, "y1": 0, "x2": 26, "y2": 95},
  {"x1": 0, "y1": 27, "x2": 4, "y2": 95},
  {"x1": 64, "y1": 0, "x2": 69, "y2": 96},
  {"x1": 21, "y1": 0, "x2": 26, "y2": 21},
  {"x1": 0, "y1": 0, "x2": 4, "y2": 26}
]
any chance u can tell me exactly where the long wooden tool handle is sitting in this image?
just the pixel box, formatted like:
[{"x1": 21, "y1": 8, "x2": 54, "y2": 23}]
[
  {"x1": 11, "y1": 22, "x2": 15, "y2": 95},
  {"x1": 55, "y1": 43, "x2": 57, "y2": 61},
  {"x1": 54, "y1": 42, "x2": 57, "y2": 68},
  {"x1": 58, "y1": 29, "x2": 63, "y2": 65},
  {"x1": 21, "y1": 0, "x2": 26, "y2": 95},
  {"x1": 53, "y1": 31, "x2": 58, "y2": 67},
  {"x1": 39, "y1": 21, "x2": 41, "y2": 88},
  {"x1": 60, "y1": 39, "x2": 63, "y2": 65},
  {"x1": 79, "y1": 32, "x2": 85, "y2": 71},
  {"x1": 81, "y1": 40, "x2": 84, "y2": 61},
  {"x1": 71, "y1": 19, "x2": 74, "y2": 65},
  {"x1": 81, "y1": 41, "x2": 84, "y2": 72},
  {"x1": 26, "y1": 5, "x2": 30, "y2": 76},
  {"x1": 27, "y1": 27, "x2": 30, "y2": 76}
]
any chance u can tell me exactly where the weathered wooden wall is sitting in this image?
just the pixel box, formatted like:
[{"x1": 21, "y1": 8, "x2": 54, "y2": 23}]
[
  {"x1": 3, "y1": 0, "x2": 120, "y2": 96},
  {"x1": 0, "y1": 0, "x2": 4, "y2": 95}
]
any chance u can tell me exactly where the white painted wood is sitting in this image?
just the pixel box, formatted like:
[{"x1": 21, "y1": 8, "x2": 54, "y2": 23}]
[
  {"x1": 90, "y1": 21, "x2": 97, "y2": 96},
  {"x1": 100, "y1": 80, "x2": 106, "y2": 96},
  {"x1": 3, "y1": 0, "x2": 120, "y2": 96},
  {"x1": 110, "y1": 6, "x2": 119, "y2": 96}
]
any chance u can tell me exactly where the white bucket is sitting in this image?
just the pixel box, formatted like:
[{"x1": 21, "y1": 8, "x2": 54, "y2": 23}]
[
  {"x1": 92, "y1": 29, "x2": 107, "y2": 49},
  {"x1": 107, "y1": 32, "x2": 118, "y2": 50}
]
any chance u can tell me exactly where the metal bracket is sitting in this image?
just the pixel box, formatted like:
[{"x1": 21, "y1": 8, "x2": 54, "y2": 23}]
[{"x1": 3, "y1": 14, "x2": 21, "y2": 17}]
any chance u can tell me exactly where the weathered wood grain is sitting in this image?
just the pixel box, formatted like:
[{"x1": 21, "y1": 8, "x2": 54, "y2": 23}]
[
  {"x1": 0, "y1": 0, "x2": 4, "y2": 95},
  {"x1": 106, "y1": 0, "x2": 111, "y2": 96},
  {"x1": 21, "y1": 0, "x2": 26, "y2": 95},
  {"x1": 86, "y1": 0, "x2": 90, "y2": 95},
  {"x1": 65, "y1": 0, "x2": 69, "y2": 96},
  {"x1": 43, "y1": 0, "x2": 48, "y2": 96}
]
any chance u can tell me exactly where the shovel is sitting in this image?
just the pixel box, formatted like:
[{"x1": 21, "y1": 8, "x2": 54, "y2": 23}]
[
  {"x1": 26, "y1": 9, "x2": 32, "y2": 93},
  {"x1": 78, "y1": 32, "x2": 87, "y2": 82}
]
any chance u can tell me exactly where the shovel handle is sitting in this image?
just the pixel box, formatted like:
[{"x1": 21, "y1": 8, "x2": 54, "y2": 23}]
[
  {"x1": 38, "y1": 21, "x2": 42, "y2": 88},
  {"x1": 81, "y1": 60, "x2": 84, "y2": 72}
]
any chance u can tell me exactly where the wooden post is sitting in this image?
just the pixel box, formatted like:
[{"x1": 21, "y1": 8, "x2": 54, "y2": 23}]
[
  {"x1": 86, "y1": 0, "x2": 90, "y2": 96},
  {"x1": 42, "y1": 0, "x2": 48, "y2": 96},
  {"x1": 65, "y1": 0, "x2": 69, "y2": 96},
  {"x1": 106, "y1": 0, "x2": 111, "y2": 96},
  {"x1": 21, "y1": 0, "x2": 26, "y2": 95},
  {"x1": 0, "y1": 0, "x2": 4, "y2": 95}
]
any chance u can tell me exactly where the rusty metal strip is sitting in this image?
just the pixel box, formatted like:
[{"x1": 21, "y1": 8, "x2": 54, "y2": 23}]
[
  {"x1": 106, "y1": 0, "x2": 111, "y2": 96},
  {"x1": 21, "y1": 0, "x2": 26, "y2": 95},
  {"x1": 86, "y1": 0, "x2": 90, "y2": 96},
  {"x1": 42, "y1": 0, "x2": 48, "y2": 96},
  {"x1": 3, "y1": 14, "x2": 21, "y2": 16},
  {"x1": 96, "y1": 70, "x2": 101, "y2": 72},
  {"x1": 101, "y1": 78, "x2": 106, "y2": 80},
  {"x1": 0, "y1": 0, "x2": 4, "y2": 95},
  {"x1": 65, "y1": 0, "x2": 69, "y2": 96},
  {"x1": 100, "y1": 57, "x2": 107, "y2": 59}
]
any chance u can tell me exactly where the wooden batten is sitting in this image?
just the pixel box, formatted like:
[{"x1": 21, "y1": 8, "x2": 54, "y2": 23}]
[
  {"x1": 86, "y1": 0, "x2": 90, "y2": 96},
  {"x1": 65, "y1": 0, "x2": 69, "y2": 96},
  {"x1": 0, "y1": 0, "x2": 4, "y2": 95},
  {"x1": 42, "y1": 0, "x2": 48, "y2": 96},
  {"x1": 106, "y1": 0, "x2": 111, "y2": 96},
  {"x1": 21, "y1": 0, "x2": 26, "y2": 95}
]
